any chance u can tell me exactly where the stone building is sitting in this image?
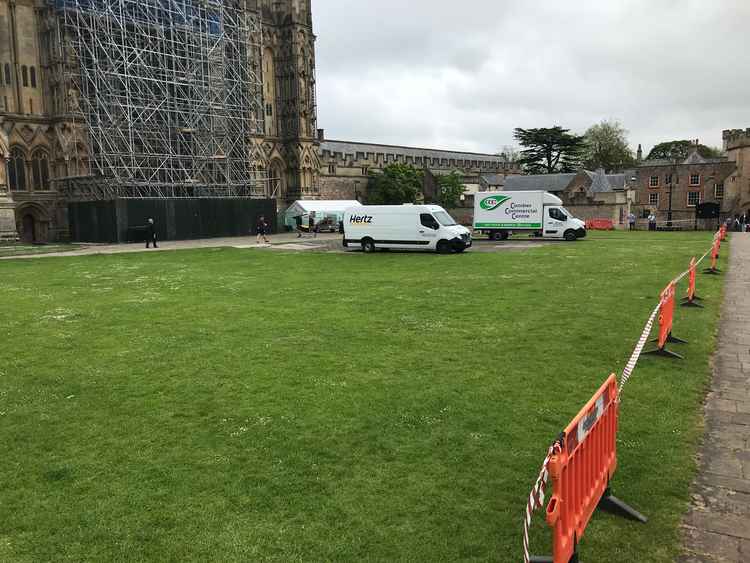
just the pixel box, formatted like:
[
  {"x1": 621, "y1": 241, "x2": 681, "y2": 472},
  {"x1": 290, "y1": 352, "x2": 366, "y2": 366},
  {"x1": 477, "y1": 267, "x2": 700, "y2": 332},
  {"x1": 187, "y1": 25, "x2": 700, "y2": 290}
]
[
  {"x1": 0, "y1": 0, "x2": 319, "y2": 242},
  {"x1": 631, "y1": 137, "x2": 748, "y2": 224},
  {"x1": 1, "y1": 0, "x2": 90, "y2": 242},
  {"x1": 723, "y1": 128, "x2": 750, "y2": 215},
  {"x1": 504, "y1": 169, "x2": 635, "y2": 227},
  {"x1": 254, "y1": 0, "x2": 320, "y2": 203},
  {"x1": 317, "y1": 136, "x2": 519, "y2": 201},
  {"x1": 1, "y1": 0, "x2": 519, "y2": 241}
]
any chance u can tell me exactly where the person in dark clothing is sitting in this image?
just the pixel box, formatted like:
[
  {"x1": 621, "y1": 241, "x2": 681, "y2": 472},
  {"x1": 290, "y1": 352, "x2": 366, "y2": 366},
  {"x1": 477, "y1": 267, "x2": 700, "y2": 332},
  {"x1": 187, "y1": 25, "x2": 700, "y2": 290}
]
[
  {"x1": 256, "y1": 215, "x2": 269, "y2": 244},
  {"x1": 146, "y1": 218, "x2": 158, "y2": 248},
  {"x1": 308, "y1": 214, "x2": 317, "y2": 238}
]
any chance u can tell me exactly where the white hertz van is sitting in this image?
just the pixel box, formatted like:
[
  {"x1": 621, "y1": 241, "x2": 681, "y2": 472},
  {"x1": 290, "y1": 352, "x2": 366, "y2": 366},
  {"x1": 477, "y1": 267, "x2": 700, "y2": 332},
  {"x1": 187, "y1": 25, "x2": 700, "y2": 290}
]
[
  {"x1": 473, "y1": 191, "x2": 586, "y2": 241},
  {"x1": 343, "y1": 204, "x2": 472, "y2": 253}
]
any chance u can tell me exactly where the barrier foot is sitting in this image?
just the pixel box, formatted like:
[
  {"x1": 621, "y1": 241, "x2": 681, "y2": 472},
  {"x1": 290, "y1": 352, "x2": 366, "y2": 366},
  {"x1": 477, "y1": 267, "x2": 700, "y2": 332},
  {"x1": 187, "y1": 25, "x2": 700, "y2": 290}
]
[
  {"x1": 703, "y1": 268, "x2": 721, "y2": 275},
  {"x1": 681, "y1": 295, "x2": 704, "y2": 302},
  {"x1": 530, "y1": 543, "x2": 578, "y2": 563},
  {"x1": 598, "y1": 489, "x2": 648, "y2": 523},
  {"x1": 681, "y1": 299, "x2": 704, "y2": 308},
  {"x1": 644, "y1": 347, "x2": 684, "y2": 359},
  {"x1": 666, "y1": 333, "x2": 688, "y2": 344}
]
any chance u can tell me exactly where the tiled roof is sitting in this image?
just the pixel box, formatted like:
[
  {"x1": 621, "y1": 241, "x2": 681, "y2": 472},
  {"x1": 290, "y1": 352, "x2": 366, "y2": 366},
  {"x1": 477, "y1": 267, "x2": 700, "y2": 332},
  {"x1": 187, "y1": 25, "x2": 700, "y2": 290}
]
[
  {"x1": 504, "y1": 173, "x2": 577, "y2": 193},
  {"x1": 319, "y1": 139, "x2": 508, "y2": 163},
  {"x1": 640, "y1": 156, "x2": 729, "y2": 167}
]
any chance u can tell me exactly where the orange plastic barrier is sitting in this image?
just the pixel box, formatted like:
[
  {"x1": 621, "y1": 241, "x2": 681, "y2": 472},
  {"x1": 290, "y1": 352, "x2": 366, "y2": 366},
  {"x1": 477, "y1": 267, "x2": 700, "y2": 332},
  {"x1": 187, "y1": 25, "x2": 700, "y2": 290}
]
[
  {"x1": 704, "y1": 236, "x2": 721, "y2": 275},
  {"x1": 535, "y1": 375, "x2": 646, "y2": 563},
  {"x1": 585, "y1": 219, "x2": 614, "y2": 231},
  {"x1": 681, "y1": 258, "x2": 703, "y2": 308},
  {"x1": 645, "y1": 281, "x2": 687, "y2": 359}
]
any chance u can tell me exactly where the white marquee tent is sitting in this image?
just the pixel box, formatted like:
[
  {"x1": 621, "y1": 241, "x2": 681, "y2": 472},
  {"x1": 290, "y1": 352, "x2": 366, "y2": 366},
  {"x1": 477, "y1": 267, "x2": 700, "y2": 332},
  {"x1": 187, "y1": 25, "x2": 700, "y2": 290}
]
[{"x1": 284, "y1": 200, "x2": 362, "y2": 230}]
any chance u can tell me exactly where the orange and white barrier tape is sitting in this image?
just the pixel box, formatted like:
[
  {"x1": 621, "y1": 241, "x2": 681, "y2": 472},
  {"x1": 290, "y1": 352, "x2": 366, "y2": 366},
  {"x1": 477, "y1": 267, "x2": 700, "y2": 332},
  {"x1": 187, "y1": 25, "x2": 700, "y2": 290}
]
[
  {"x1": 523, "y1": 441, "x2": 560, "y2": 563},
  {"x1": 523, "y1": 231, "x2": 724, "y2": 561}
]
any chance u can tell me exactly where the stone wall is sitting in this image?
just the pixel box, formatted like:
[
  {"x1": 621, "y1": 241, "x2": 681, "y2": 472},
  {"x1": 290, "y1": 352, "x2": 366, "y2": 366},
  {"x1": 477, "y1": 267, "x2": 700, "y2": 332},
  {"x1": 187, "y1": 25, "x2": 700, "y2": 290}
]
[
  {"x1": 318, "y1": 175, "x2": 362, "y2": 200},
  {"x1": 634, "y1": 161, "x2": 737, "y2": 218}
]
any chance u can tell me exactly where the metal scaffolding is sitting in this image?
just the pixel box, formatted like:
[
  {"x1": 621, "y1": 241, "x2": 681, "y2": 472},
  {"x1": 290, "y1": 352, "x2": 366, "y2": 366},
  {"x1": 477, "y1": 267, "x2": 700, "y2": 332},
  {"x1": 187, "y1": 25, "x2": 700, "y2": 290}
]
[{"x1": 51, "y1": 0, "x2": 268, "y2": 200}]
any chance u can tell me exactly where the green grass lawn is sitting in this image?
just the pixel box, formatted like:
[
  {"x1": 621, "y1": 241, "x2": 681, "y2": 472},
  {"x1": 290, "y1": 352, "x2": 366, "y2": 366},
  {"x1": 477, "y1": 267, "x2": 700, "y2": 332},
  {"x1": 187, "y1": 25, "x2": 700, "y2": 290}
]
[{"x1": 0, "y1": 232, "x2": 725, "y2": 562}]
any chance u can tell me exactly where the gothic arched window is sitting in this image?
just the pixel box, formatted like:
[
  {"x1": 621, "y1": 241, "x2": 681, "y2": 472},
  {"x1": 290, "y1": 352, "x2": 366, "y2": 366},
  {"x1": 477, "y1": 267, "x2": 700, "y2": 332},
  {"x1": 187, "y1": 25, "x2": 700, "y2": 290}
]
[
  {"x1": 3, "y1": 63, "x2": 10, "y2": 85},
  {"x1": 31, "y1": 149, "x2": 50, "y2": 191},
  {"x1": 8, "y1": 147, "x2": 27, "y2": 191},
  {"x1": 21, "y1": 66, "x2": 28, "y2": 87}
]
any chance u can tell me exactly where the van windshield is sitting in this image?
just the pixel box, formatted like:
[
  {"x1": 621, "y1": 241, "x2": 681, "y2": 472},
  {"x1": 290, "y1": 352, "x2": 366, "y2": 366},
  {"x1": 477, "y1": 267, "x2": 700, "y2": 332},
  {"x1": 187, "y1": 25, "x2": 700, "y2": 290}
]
[{"x1": 433, "y1": 211, "x2": 457, "y2": 226}]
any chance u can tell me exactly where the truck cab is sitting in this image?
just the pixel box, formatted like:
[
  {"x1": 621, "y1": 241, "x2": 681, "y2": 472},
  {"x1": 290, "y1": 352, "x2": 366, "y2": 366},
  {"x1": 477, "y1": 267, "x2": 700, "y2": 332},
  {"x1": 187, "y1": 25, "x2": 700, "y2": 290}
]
[{"x1": 544, "y1": 205, "x2": 587, "y2": 241}]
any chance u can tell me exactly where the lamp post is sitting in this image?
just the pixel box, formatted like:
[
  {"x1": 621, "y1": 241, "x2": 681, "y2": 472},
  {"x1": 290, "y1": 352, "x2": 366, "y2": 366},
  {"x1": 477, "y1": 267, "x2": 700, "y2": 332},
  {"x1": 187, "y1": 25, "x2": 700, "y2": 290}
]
[{"x1": 667, "y1": 160, "x2": 676, "y2": 229}]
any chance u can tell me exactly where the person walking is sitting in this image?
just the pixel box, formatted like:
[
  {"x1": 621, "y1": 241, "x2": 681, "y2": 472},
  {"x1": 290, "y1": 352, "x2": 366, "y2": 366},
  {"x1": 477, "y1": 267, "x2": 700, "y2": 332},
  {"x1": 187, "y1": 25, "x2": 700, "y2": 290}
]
[
  {"x1": 627, "y1": 212, "x2": 636, "y2": 231},
  {"x1": 145, "y1": 218, "x2": 158, "y2": 249},
  {"x1": 308, "y1": 214, "x2": 317, "y2": 239},
  {"x1": 256, "y1": 215, "x2": 270, "y2": 244},
  {"x1": 648, "y1": 212, "x2": 657, "y2": 232}
]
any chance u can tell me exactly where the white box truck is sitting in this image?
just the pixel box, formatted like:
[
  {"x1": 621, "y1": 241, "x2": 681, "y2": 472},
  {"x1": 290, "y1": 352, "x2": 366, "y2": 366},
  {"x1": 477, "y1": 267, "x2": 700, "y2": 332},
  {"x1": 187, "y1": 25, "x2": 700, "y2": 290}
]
[
  {"x1": 473, "y1": 191, "x2": 586, "y2": 241},
  {"x1": 343, "y1": 204, "x2": 472, "y2": 253}
]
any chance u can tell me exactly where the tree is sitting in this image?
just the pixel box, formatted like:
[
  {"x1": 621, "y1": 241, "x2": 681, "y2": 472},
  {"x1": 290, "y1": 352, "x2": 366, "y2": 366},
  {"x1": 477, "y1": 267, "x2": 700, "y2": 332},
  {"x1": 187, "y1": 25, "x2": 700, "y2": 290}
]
[
  {"x1": 646, "y1": 140, "x2": 724, "y2": 161},
  {"x1": 497, "y1": 145, "x2": 521, "y2": 163},
  {"x1": 436, "y1": 171, "x2": 466, "y2": 209},
  {"x1": 513, "y1": 126, "x2": 585, "y2": 174},
  {"x1": 367, "y1": 163, "x2": 423, "y2": 205},
  {"x1": 582, "y1": 120, "x2": 635, "y2": 172}
]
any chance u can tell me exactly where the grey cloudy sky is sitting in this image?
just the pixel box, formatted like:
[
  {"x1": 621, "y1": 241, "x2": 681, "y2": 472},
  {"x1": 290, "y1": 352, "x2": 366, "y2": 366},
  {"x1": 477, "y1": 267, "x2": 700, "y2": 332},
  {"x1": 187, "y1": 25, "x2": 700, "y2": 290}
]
[{"x1": 313, "y1": 0, "x2": 750, "y2": 156}]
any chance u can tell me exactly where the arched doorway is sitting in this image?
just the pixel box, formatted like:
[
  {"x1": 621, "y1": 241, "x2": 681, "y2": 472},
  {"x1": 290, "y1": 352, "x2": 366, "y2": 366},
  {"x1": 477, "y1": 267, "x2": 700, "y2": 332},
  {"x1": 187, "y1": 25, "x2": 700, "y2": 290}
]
[
  {"x1": 16, "y1": 204, "x2": 50, "y2": 243},
  {"x1": 21, "y1": 214, "x2": 36, "y2": 243}
]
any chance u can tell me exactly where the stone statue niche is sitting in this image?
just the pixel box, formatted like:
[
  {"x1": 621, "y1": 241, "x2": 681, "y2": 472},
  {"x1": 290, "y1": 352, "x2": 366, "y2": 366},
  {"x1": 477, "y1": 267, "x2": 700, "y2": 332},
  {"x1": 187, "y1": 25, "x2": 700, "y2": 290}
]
[{"x1": 0, "y1": 133, "x2": 20, "y2": 241}]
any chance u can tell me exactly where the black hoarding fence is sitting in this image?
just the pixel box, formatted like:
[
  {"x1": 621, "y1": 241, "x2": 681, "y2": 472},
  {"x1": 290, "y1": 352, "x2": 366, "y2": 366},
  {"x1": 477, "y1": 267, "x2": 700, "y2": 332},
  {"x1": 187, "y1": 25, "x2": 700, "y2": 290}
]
[{"x1": 69, "y1": 199, "x2": 277, "y2": 243}]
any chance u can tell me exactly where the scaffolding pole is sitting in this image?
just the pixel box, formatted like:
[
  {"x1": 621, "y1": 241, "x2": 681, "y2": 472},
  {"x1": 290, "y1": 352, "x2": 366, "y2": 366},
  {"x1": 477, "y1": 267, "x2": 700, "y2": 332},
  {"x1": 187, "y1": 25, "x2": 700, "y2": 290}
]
[{"x1": 51, "y1": 0, "x2": 268, "y2": 201}]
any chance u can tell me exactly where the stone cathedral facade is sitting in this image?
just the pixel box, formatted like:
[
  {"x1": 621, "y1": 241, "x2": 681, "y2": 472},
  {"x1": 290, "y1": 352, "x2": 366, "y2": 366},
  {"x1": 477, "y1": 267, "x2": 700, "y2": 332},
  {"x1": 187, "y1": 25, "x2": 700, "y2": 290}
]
[
  {"x1": 1, "y1": 0, "x2": 512, "y2": 242},
  {"x1": 0, "y1": 0, "x2": 321, "y2": 242}
]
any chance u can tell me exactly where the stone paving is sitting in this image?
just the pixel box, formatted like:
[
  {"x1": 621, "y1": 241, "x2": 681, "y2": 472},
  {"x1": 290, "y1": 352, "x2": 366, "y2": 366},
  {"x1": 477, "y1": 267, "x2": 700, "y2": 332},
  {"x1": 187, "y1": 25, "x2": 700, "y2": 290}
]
[
  {"x1": 0, "y1": 232, "x2": 341, "y2": 260},
  {"x1": 681, "y1": 232, "x2": 750, "y2": 562}
]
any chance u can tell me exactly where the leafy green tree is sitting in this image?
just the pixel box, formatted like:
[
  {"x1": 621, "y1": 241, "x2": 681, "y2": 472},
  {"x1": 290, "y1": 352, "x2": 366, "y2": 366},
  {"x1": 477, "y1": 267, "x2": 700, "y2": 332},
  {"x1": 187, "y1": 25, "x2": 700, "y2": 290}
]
[
  {"x1": 582, "y1": 120, "x2": 635, "y2": 172},
  {"x1": 367, "y1": 163, "x2": 423, "y2": 205},
  {"x1": 646, "y1": 140, "x2": 724, "y2": 161},
  {"x1": 513, "y1": 126, "x2": 585, "y2": 174},
  {"x1": 436, "y1": 171, "x2": 466, "y2": 209}
]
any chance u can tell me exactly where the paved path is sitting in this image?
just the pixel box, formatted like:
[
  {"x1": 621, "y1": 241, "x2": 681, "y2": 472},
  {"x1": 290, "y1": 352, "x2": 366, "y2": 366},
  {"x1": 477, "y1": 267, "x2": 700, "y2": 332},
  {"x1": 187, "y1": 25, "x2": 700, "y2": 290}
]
[
  {"x1": 681, "y1": 232, "x2": 750, "y2": 562},
  {"x1": 0, "y1": 232, "x2": 341, "y2": 260}
]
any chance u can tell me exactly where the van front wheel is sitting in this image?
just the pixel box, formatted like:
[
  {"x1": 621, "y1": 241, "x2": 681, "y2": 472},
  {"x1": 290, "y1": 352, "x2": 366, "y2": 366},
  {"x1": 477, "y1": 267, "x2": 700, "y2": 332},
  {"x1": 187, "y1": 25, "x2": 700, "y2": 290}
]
[
  {"x1": 362, "y1": 238, "x2": 376, "y2": 253},
  {"x1": 564, "y1": 230, "x2": 578, "y2": 242},
  {"x1": 436, "y1": 240, "x2": 452, "y2": 254}
]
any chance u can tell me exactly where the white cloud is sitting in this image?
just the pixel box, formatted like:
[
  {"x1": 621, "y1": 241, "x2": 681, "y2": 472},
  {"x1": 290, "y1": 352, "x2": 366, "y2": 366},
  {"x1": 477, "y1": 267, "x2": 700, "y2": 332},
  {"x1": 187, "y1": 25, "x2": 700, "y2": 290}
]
[{"x1": 313, "y1": 0, "x2": 750, "y2": 155}]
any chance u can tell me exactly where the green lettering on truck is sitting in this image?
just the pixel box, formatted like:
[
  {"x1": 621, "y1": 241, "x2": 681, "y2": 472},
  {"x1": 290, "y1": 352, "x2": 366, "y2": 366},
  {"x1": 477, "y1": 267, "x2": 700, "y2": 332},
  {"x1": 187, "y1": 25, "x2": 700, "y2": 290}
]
[{"x1": 476, "y1": 222, "x2": 542, "y2": 228}]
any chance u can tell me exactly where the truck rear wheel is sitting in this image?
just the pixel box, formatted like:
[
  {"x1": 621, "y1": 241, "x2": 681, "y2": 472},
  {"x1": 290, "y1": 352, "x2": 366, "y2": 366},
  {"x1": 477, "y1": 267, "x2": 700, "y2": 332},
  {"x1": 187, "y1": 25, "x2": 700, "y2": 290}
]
[
  {"x1": 362, "y1": 238, "x2": 376, "y2": 252},
  {"x1": 564, "y1": 230, "x2": 578, "y2": 242}
]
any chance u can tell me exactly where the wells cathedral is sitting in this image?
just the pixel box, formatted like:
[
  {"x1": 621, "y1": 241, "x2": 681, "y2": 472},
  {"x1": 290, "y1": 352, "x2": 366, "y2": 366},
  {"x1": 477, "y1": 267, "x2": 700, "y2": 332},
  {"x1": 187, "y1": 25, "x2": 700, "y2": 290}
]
[{"x1": 0, "y1": 0, "x2": 513, "y2": 242}]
